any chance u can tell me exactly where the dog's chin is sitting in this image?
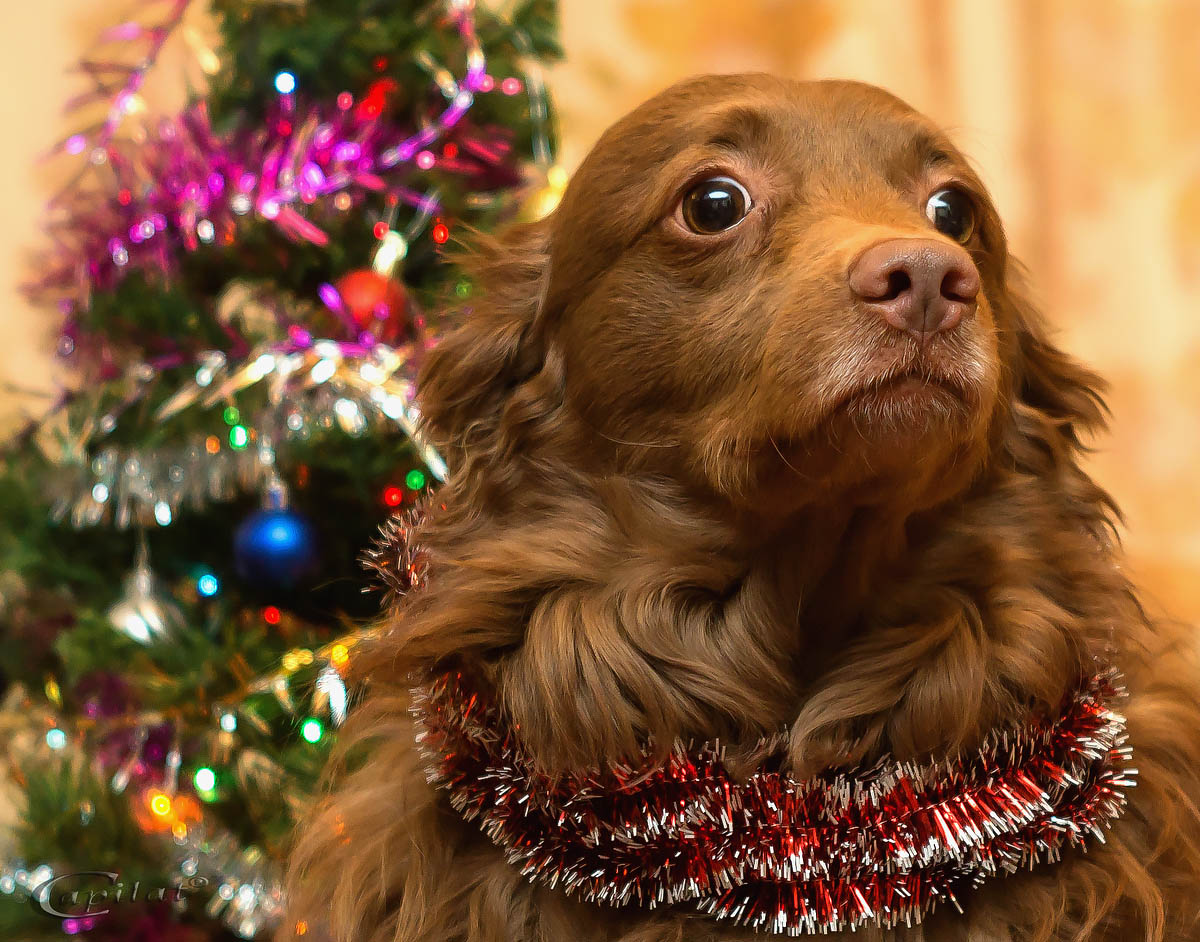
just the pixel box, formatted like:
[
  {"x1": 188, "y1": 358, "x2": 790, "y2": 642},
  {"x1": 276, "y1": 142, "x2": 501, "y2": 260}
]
[
  {"x1": 754, "y1": 375, "x2": 985, "y2": 500},
  {"x1": 830, "y1": 374, "x2": 974, "y2": 435}
]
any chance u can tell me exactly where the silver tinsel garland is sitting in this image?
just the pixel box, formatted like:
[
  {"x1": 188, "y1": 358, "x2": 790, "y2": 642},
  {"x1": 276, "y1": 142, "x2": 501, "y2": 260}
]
[{"x1": 45, "y1": 339, "x2": 446, "y2": 531}]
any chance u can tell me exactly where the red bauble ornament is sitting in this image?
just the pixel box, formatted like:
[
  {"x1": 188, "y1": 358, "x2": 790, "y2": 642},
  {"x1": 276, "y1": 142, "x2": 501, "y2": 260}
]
[{"x1": 333, "y1": 269, "x2": 410, "y2": 344}]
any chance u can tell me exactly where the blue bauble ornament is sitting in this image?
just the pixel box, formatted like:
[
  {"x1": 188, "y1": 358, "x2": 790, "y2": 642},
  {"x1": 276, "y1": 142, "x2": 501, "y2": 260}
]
[{"x1": 233, "y1": 507, "x2": 319, "y2": 589}]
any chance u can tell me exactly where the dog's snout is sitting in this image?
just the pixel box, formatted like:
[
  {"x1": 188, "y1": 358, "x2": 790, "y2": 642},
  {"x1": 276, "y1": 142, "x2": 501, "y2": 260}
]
[{"x1": 848, "y1": 238, "x2": 980, "y2": 339}]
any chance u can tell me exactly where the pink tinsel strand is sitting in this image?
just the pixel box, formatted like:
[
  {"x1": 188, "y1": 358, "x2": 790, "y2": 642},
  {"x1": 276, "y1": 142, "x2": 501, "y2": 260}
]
[{"x1": 30, "y1": 0, "x2": 526, "y2": 368}]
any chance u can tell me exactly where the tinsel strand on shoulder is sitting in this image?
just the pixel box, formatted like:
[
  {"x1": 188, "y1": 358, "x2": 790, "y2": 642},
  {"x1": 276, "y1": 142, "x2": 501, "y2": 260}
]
[{"x1": 361, "y1": 503, "x2": 433, "y2": 606}]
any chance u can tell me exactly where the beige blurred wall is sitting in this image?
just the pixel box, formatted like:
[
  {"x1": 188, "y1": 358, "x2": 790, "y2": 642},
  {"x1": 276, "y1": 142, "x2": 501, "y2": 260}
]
[
  {"x1": 1, "y1": 0, "x2": 1197, "y2": 621},
  {"x1": 0, "y1": 0, "x2": 205, "y2": 428},
  {"x1": 0, "y1": 0, "x2": 90, "y2": 426}
]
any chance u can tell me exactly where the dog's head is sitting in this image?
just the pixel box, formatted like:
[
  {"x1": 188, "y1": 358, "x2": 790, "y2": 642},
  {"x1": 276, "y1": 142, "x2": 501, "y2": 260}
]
[{"x1": 420, "y1": 74, "x2": 1103, "y2": 524}]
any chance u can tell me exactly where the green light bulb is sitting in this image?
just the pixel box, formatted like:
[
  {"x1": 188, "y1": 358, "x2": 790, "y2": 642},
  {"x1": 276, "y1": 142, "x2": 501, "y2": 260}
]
[
  {"x1": 300, "y1": 718, "x2": 324, "y2": 744},
  {"x1": 194, "y1": 767, "x2": 217, "y2": 792}
]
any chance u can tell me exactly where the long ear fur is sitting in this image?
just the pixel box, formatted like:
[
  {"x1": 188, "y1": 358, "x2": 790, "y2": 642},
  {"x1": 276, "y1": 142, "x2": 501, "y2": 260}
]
[
  {"x1": 416, "y1": 219, "x2": 554, "y2": 471},
  {"x1": 999, "y1": 262, "x2": 1119, "y2": 534}
]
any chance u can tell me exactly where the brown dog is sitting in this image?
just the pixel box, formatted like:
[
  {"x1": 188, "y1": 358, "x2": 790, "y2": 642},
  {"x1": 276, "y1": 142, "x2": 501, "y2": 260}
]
[{"x1": 284, "y1": 75, "x2": 1200, "y2": 941}]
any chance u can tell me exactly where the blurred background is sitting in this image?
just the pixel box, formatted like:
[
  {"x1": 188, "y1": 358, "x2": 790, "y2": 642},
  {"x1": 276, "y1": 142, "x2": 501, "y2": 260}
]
[{"x1": 3, "y1": 0, "x2": 1198, "y2": 628}]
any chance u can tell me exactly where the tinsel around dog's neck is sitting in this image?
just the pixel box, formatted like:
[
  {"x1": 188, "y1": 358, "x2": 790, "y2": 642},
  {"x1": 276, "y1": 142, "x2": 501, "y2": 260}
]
[{"x1": 367, "y1": 508, "x2": 1136, "y2": 936}]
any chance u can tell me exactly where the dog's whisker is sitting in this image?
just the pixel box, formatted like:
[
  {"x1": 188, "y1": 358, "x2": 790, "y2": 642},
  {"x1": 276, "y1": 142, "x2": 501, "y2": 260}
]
[
  {"x1": 768, "y1": 433, "x2": 804, "y2": 478},
  {"x1": 594, "y1": 429, "x2": 681, "y2": 448}
]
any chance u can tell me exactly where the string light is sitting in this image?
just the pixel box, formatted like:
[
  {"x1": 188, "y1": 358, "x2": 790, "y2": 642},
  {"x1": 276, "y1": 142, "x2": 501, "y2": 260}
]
[
  {"x1": 310, "y1": 358, "x2": 337, "y2": 384},
  {"x1": 330, "y1": 643, "x2": 349, "y2": 668},
  {"x1": 405, "y1": 468, "x2": 426, "y2": 490},
  {"x1": 273, "y1": 71, "x2": 297, "y2": 95},
  {"x1": 148, "y1": 791, "x2": 173, "y2": 818},
  {"x1": 194, "y1": 767, "x2": 217, "y2": 792},
  {"x1": 316, "y1": 667, "x2": 348, "y2": 725},
  {"x1": 300, "y1": 718, "x2": 323, "y2": 744},
  {"x1": 197, "y1": 572, "x2": 220, "y2": 597},
  {"x1": 372, "y1": 230, "x2": 408, "y2": 274},
  {"x1": 431, "y1": 222, "x2": 450, "y2": 244},
  {"x1": 223, "y1": 406, "x2": 240, "y2": 425},
  {"x1": 45, "y1": 728, "x2": 67, "y2": 750},
  {"x1": 262, "y1": 606, "x2": 281, "y2": 625},
  {"x1": 229, "y1": 425, "x2": 249, "y2": 449},
  {"x1": 383, "y1": 485, "x2": 404, "y2": 507}
]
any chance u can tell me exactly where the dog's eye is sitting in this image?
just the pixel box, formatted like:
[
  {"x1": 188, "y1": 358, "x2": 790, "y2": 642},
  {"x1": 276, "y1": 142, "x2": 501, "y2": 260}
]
[
  {"x1": 925, "y1": 187, "x2": 976, "y2": 243},
  {"x1": 681, "y1": 176, "x2": 752, "y2": 234}
]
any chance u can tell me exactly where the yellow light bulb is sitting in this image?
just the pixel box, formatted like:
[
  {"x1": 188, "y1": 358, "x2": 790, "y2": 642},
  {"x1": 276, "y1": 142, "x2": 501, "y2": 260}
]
[{"x1": 149, "y1": 792, "x2": 172, "y2": 817}]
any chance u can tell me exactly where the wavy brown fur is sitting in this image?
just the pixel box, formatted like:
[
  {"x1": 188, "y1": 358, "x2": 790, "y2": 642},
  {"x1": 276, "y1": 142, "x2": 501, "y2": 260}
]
[{"x1": 283, "y1": 75, "x2": 1200, "y2": 942}]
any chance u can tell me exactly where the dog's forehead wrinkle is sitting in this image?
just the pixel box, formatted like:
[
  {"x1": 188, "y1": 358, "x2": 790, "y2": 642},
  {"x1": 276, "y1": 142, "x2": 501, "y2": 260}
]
[
  {"x1": 571, "y1": 76, "x2": 953, "y2": 198},
  {"x1": 697, "y1": 103, "x2": 777, "y2": 151}
]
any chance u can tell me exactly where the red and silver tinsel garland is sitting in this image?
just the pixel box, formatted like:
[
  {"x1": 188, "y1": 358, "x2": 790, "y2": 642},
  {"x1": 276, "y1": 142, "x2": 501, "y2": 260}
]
[
  {"x1": 367, "y1": 509, "x2": 1135, "y2": 934},
  {"x1": 410, "y1": 667, "x2": 1135, "y2": 936}
]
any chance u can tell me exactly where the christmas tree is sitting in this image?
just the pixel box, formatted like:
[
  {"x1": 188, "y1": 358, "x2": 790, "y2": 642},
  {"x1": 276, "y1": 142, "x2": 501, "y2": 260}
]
[{"x1": 0, "y1": 0, "x2": 559, "y2": 938}]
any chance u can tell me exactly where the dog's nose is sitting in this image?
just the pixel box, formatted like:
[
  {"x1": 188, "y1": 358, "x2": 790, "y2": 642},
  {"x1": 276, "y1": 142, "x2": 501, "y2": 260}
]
[{"x1": 848, "y1": 238, "x2": 980, "y2": 339}]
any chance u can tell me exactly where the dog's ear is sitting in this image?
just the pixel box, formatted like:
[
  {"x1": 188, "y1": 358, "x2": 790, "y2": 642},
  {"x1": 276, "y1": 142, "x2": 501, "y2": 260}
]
[
  {"x1": 416, "y1": 219, "x2": 554, "y2": 468},
  {"x1": 999, "y1": 263, "x2": 1117, "y2": 520}
]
